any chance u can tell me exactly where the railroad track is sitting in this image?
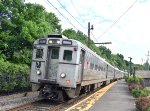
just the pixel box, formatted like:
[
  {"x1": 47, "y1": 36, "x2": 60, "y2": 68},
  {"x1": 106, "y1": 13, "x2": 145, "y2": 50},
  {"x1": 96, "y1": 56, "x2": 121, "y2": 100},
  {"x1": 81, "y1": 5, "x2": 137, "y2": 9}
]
[
  {"x1": 8, "y1": 100, "x2": 64, "y2": 111},
  {"x1": 7, "y1": 83, "x2": 113, "y2": 111},
  {"x1": 8, "y1": 93, "x2": 91, "y2": 111}
]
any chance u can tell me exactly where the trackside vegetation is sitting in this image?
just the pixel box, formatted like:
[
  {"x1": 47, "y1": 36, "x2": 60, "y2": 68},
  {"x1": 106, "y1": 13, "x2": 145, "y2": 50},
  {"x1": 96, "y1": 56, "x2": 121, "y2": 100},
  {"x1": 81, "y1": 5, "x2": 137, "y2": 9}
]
[
  {"x1": 0, "y1": 0, "x2": 144, "y2": 93},
  {"x1": 126, "y1": 75, "x2": 150, "y2": 111},
  {"x1": 0, "y1": 59, "x2": 30, "y2": 93},
  {"x1": 0, "y1": 0, "x2": 61, "y2": 93}
]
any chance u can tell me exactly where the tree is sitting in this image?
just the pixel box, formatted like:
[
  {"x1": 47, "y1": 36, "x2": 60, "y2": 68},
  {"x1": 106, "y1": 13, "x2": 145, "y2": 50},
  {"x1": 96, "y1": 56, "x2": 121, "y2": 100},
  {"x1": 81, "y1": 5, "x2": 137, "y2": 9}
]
[
  {"x1": 143, "y1": 62, "x2": 150, "y2": 70},
  {"x1": 0, "y1": 0, "x2": 63, "y2": 92},
  {"x1": 0, "y1": 0, "x2": 62, "y2": 64},
  {"x1": 134, "y1": 64, "x2": 143, "y2": 70},
  {"x1": 115, "y1": 53, "x2": 126, "y2": 70},
  {"x1": 98, "y1": 46, "x2": 112, "y2": 61}
]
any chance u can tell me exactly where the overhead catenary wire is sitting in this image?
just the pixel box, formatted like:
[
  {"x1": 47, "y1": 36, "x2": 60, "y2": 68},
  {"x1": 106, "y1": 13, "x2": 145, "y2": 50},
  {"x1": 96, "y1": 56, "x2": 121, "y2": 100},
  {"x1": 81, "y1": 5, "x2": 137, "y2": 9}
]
[
  {"x1": 98, "y1": 0, "x2": 138, "y2": 39},
  {"x1": 57, "y1": 0, "x2": 98, "y2": 42},
  {"x1": 46, "y1": 0, "x2": 97, "y2": 43},
  {"x1": 56, "y1": 0, "x2": 85, "y2": 29},
  {"x1": 70, "y1": 0, "x2": 81, "y2": 19},
  {"x1": 91, "y1": 31, "x2": 99, "y2": 43},
  {"x1": 46, "y1": 0, "x2": 78, "y2": 30},
  {"x1": 69, "y1": 0, "x2": 99, "y2": 43},
  {"x1": 68, "y1": 0, "x2": 138, "y2": 43}
]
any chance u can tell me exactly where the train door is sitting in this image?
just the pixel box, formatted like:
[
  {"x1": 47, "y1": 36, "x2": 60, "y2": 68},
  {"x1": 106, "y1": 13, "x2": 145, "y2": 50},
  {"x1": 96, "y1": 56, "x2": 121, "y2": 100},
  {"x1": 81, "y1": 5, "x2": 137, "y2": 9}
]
[
  {"x1": 30, "y1": 45, "x2": 47, "y2": 83},
  {"x1": 78, "y1": 50, "x2": 85, "y2": 82},
  {"x1": 46, "y1": 47, "x2": 59, "y2": 81}
]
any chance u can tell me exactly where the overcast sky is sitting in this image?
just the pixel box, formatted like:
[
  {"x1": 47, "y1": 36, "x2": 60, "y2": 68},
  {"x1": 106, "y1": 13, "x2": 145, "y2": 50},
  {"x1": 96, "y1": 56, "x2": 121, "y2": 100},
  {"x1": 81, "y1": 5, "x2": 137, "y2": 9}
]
[{"x1": 26, "y1": 0, "x2": 150, "y2": 64}]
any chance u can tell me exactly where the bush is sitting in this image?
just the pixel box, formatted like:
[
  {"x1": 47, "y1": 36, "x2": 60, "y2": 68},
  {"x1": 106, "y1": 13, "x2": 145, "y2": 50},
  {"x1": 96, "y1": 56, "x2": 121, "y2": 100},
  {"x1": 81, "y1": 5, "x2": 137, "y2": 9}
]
[
  {"x1": 131, "y1": 88, "x2": 150, "y2": 98},
  {"x1": 128, "y1": 83, "x2": 143, "y2": 92},
  {"x1": 127, "y1": 75, "x2": 150, "y2": 110},
  {"x1": 0, "y1": 59, "x2": 30, "y2": 93},
  {"x1": 140, "y1": 88, "x2": 150, "y2": 97},
  {"x1": 136, "y1": 97, "x2": 150, "y2": 111},
  {"x1": 132, "y1": 88, "x2": 142, "y2": 98},
  {"x1": 147, "y1": 107, "x2": 150, "y2": 111},
  {"x1": 127, "y1": 75, "x2": 142, "y2": 84}
]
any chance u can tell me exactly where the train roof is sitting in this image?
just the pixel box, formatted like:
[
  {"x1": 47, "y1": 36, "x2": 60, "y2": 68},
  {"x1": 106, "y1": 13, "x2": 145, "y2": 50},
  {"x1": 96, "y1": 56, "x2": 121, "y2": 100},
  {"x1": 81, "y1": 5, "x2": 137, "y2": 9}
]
[{"x1": 48, "y1": 34, "x2": 68, "y2": 39}]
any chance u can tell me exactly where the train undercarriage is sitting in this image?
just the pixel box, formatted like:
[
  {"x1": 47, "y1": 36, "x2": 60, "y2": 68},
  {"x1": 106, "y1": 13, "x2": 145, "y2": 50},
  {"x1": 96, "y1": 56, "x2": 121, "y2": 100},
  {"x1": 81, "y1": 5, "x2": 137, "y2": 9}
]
[
  {"x1": 37, "y1": 79, "x2": 115, "y2": 101},
  {"x1": 39, "y1": 84, "x2": 67, "y2": 101}
]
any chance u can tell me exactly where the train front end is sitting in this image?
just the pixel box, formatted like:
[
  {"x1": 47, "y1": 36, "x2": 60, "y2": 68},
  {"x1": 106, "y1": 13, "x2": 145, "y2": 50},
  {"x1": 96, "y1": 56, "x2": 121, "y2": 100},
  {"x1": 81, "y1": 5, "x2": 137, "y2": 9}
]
[{"x1": 30, "y1": 34, "x2": 80, "y2": 101}]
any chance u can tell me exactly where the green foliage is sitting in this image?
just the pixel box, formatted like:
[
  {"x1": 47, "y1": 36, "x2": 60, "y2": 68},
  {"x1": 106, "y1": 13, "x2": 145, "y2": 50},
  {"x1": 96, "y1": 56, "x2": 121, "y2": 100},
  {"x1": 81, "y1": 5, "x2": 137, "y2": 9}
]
[
  {"x1": 0, "y1": 0, "x2": 62, "y2": 93},
  {"x1": 99, "y1": 46, "x2": 111, "y2": 60},
  {"x1": 63, "y1": 29, "x2": 87, "y2": 45},
  {"x1": 12, "y1": 49, "x2": 32, "y2": 65},
  {"x1": 0, "y1": 58, "x2": 30, "y2": 92},
  {"x1": 0, "y1": 59, "x2": 29, "y2": 75},
  {"x1": 127, "y1": 75, "x2": 150, "y2": 98},
  {"x1": 147, "y1": 107, "x2": 150, "y2": 111},
  {"x1": 127, "y1": 75, "x2": 150, "y2": 99},
  {"x1": 143, "y1": 62, "x2": 150, "y2": 70},
  {"x1": 140, "y1": 88, "x2": 150, "y2": 97},
  {"x1": 127, "y1": 75, "x2": 142, "y2": 84},
  {"x1": 131, "y1": 88, "x2": 150, "y2": 98},
  {"x1": 0, "y1": 0, "x2": 62, "y2": 62},
  {"x1": 131, "y1": 88, "x2": 142, "y2": 97},
  {"x1": 134, "y1": 64, "x2": 144, "y2": 70}
]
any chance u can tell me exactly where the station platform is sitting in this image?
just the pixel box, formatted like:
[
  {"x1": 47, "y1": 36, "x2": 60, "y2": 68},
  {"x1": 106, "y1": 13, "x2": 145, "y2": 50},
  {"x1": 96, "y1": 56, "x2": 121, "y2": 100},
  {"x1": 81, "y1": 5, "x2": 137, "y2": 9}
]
[{"x1": 89, "y1": 80, "x2": 136, "y2": 111}]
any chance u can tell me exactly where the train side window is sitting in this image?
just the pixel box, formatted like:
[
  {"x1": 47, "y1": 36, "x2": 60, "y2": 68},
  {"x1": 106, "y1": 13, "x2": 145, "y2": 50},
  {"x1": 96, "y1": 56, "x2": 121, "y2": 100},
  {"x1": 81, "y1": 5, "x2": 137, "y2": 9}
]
[
  {"x1": 90, "y1": 63, "x2": 94, "y2": 69},
  {"x1": 63, "y1": 50, "x2": 72, "y2": 61},
  {"x1": 95, "y1": 65, "x2": 98, "y2": 70},
  {"x1": 79, "y1": 51, "x2": 84, "y2": 63},
  {"x1": 98, "y1": 66, "x2": 101, "y2": 71},
  {"x1": 51, "y1": 48, "x2": 59, "y2": 59},
  {"x1": 36, "y1": 49, "x2": 43, "y2": 58}
]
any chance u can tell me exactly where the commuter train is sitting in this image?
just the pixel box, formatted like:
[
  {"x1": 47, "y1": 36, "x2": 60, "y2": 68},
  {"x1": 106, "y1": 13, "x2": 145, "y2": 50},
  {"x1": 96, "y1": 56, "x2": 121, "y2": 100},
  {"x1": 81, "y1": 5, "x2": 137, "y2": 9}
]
[{"x1": 30, "y1": 34, "x2": 127, "y2": 101}]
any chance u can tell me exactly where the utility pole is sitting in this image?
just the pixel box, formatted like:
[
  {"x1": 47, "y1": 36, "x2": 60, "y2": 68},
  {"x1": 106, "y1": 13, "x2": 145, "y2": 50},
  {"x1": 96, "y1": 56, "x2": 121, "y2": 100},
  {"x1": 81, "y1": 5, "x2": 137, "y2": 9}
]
[
  {"x1": 133, "y1": 67, "x2": 135, "y2": 78},
  {"x1": 128, "y1": 57, "x2": 132, "y2": 76},
  {"x1": 87, "y1": 22, "x2": 111, "y2": 47},
  {"x1": 92, "y1": 42, "x2": 112, "y2": 44},
  {"x1": 146, "y1": 50, "x2": 150, "y2": 70},
  {"x1": 87, "y1": 22, "x2": 93, "y2": 47}
]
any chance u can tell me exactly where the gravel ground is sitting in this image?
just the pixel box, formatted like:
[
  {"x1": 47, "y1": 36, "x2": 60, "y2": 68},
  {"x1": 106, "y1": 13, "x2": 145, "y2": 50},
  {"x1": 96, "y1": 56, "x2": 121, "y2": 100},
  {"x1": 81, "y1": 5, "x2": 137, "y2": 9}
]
[{"x1": 0, "y1": 91, "x2": 40, "y2": 111}]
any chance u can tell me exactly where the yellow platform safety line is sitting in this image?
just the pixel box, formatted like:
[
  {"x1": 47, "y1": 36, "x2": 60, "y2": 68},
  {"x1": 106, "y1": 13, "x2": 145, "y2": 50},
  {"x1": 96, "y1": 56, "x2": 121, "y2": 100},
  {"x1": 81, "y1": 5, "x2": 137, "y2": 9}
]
[{"x1": 65, "y1": 81, "x2": 117, "y2": 111}]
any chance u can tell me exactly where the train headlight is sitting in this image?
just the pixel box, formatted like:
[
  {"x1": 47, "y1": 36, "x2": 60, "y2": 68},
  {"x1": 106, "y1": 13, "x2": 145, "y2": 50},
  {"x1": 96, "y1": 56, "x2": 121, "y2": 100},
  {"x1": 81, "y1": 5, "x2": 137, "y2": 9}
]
[
  {"x1": 48, "y1": 40, "x2": 52, "y2": 44},
  {"x1": 57, "y1": 40, "x2": 60, "y2": 44},
  {"x1": 60, "y1": 73, "x2": 66, "y2": 78},
  {"x1": 36, "y1": 69, "x2": 41, "y2": 75}
]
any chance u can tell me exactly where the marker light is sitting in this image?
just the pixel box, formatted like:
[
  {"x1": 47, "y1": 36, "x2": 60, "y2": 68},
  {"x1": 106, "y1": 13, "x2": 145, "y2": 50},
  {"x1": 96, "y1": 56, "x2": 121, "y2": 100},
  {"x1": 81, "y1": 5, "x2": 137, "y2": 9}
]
[
  {"x1": 57, "y1": 40, "x2": 60, "y2": 44},
  {"x1": 60, "y1": 73, "x2": 66, "y2": 78},
  {"x1": 36, "y1": 69, "x2": 41, "y2": 75}
]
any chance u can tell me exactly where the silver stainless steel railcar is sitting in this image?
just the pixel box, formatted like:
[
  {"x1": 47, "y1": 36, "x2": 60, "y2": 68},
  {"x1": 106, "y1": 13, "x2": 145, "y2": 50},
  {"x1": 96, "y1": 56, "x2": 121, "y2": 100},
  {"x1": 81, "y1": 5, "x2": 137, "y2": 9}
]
[{"x1": 30, "y1": 34, "x2": 125, "y2": 101}]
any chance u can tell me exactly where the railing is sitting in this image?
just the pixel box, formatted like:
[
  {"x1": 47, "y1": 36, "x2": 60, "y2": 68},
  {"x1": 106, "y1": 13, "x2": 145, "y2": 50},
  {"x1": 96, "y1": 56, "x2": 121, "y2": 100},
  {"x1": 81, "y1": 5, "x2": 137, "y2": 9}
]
[
  {"x1": 135, "y1": 71, "x2": 150, "y2": 87},
  {"x1": 135, "y1": 71, "x2": 150, "y2": 78}
]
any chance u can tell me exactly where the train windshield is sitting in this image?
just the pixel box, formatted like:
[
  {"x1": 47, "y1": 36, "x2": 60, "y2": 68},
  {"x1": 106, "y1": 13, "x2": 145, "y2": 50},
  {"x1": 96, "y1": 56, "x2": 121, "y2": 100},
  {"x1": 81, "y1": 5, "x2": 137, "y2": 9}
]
[
  {"x1": 51, "y1": 48, "x2": 59, "y2": 59},
  {"x1": 63, "y1": 50, "x2": 72, "y2": 61},
  {"x1": 36, "y1": 49, "x2": 43, "y2": 58}
]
